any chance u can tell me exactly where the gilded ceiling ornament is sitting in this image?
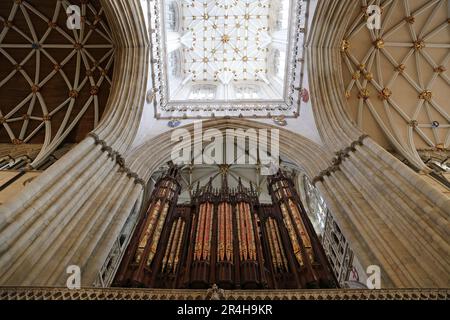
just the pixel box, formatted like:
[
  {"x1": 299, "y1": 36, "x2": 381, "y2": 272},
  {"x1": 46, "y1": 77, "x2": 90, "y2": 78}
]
[
  {"x1": 434, "y1": 66, "x2": 446, "y2": 74},
  {"x1": 48, "y1": 20, "x2": 57, "y2": 29},
  {"x1": 409, "y1": 120, "x2": 418, "y2": 128},
  {"x1": 12, "y1": 139, "x2": 23, "y2": 145},
  {"x1": 358, "y1": 64, "x2": 366, "y2": 71},
  {"x1": 358, "y1": 88, "x2": 370, "y2": 101},
  {"x1": 352, "y1": 71, "x2": 360, "y2": 80},
  {"x1": 413, "y1": 40, "x2": 425, "y2": 51},
  {"x1": 219, "y1": 164, "x2": 229, "y2": 175},
  {"x1": 273, "y1": 115, "x2": 287, "y2": 126},
  {"x1": 419, "y1": 90, "x2": 432, "y2": 101},
  {"x1": 90, "y1": 86, "x2": 99, "y2": 96},
  {"x1": 364, "y1": 72, "x2": 373, "y2": 81},
  {"x1": 69, "y1": 90, "x2": 79, "y2": 98},
  {"x1": 379, "y1": 88, "x2": 392, "y2": 100},
  {"x1": 405, "y1": 16, "x2": 415, "y2": 24},
  {"x1": 341, "y1": 40, "x2": 350, "y2": 52},
  {"x1": 395, "y1": 64, "x2": 406, "y2": 73},
  {"x1": 31, "y1": 84, "x2": 40, "y2": 93},
  {"x1": 374, "y1": 38, "x2": 385, "y2": 49},
  {"x1": 221, "y1": 34, "x2": 230, "y2": 44},
  {"x1": 74, "y1": 42, "x2": 83, "y2": 50}
]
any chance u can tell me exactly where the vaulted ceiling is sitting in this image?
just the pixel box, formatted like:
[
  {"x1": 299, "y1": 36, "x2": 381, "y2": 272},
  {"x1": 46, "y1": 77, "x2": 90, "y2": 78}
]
[
  {"x1": 151, "y1": 0, "x2": 307, "y2": 119},
  {"x1": 0, "y1": 0, "x2": 114, "y2": 162},
  {"x1": 341, "y1": 0, "x2": 449, "y2": 154},
  {"x1": 178, "y1": 0, "x2": 277, "y2": 88}
]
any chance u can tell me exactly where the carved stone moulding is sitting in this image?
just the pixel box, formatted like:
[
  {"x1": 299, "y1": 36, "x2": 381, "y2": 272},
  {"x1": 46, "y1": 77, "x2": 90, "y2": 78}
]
[{"x1": 0, "y1": 287, "x2": 447, "y2": 300}]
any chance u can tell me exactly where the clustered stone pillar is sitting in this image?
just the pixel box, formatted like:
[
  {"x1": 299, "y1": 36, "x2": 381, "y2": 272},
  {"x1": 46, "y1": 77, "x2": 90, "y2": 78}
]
[{"x1": 0, "y1": 0, "x2": 149, "y2": 287}]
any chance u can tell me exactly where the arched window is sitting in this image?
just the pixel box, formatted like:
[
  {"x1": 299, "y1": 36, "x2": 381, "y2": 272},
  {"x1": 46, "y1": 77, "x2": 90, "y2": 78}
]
[
  {"x1": 166, "y1": 1, "x2": 179, "y2": 31},
  {"x1": 272, "y1": 49, "x2": 281, "y2": 75},
  {"x1": 234, "y1": 84, "x2": 261, "y2": 100},
  {"x1": 303, "y1": 175, "x2": 327, "y2": 234},
  {"x1": 189, "y1": 84, "x2": 217, "y2": 100},
  {"x1": 168, "y1": 50, "x2": 181, "y2": 77},
  {"x1": 275, "y1": 1, "x2": 290, "y2": 30}
]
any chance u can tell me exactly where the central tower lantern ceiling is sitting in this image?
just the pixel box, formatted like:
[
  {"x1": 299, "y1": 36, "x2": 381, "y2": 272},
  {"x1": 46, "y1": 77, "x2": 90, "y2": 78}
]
[
  {"x1": 148, "y1": 0, "x2": 307, "y2": 119},
  {"x1": 179, "y1": 1, "x2": 275, "y2": 87}
]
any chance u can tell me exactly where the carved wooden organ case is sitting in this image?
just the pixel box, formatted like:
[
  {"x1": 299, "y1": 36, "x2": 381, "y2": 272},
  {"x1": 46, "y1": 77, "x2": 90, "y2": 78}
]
[{"x1": 114, "y1": 169, "x2": 337, "y2": 289}]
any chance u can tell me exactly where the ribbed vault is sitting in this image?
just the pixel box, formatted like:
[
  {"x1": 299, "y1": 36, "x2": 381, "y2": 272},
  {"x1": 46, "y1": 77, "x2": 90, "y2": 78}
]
[
  {"x1": 0, "y1": 0, "x2": 115, "y2": 165},
  {"x1": 0, "y1": 0, "x2": 448, "y2": 289},
  {"x1": 341, "y1": 0, "x2": 449, "y2": 166}
]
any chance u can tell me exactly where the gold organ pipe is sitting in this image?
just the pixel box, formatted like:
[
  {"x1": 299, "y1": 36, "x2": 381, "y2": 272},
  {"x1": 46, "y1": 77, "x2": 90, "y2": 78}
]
[
  {"x1": 205, "y1": 202, "x2": 213, "y2": 260},
  {"x1": 134, "y1": 200, "x2": 161, "y2": 263},
  {"x1": 147, "y1": 202, "x2": 170, "y2": 266},
  {"x1": 225, "y1": 203, "x2": 233, "y2": 262},
  {"x1": 266, "y1": 221, "x2": 279, "y2": 270},
  {"x1": 162, "y1": 218, "x2": 178, "y2": 271},
  {"x1": 194, "y1": 203, "x2": 205, "y2": 261},
  {"x1": 245, "y1": 203, "x2": 256, "y2": 260},
  {"x1": 268, "y1": 218, "x2": 282, "y2": 269},
  {"x1": 173, "y1": 221, "x2": 185, "y2": 273},
  {"x1": 168, "y1": 218, "x2": 183, "y2": 271},
  {"x1": 273, "y1": 218, "x2": 289, "y2": 270},
  {"x1": 218, "y1": 203, "x2": 225, "y2": 261},
  {"x1": 288, "y1": 199, "x2": 315, "y2": 263},
  {"x1": 280, "y1": 203, "x2": 303, "y2": 266},
  {"x1": 240, "y1": 202, "x2": 249, "y2": 260},
  {"x1": 236, "y1": 203, "x2": 244, "y2": 260},
  {"x1": 202, "y1": 203, "x2": 212, "y2": 260}
]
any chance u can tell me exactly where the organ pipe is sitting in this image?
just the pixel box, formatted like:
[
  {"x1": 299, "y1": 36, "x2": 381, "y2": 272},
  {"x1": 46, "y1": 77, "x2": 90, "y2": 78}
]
[
  {"x1": 115, "y1": 167, "x2": 336, "y2": 289},
  {"x1": 280, "y1": 203, "x2": 304, "y2": 266},
  {"x1": 288, "y1": 199, "x2": 315, "y2": 263}
]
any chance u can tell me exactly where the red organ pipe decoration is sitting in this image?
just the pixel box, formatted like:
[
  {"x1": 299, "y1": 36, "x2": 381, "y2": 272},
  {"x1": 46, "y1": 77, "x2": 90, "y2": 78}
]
[
  {"x1": 237, "y1": 202, "x2": 256, "y2": 261},
  {"x1": 217, "y1": 202, "x2": 233, "y2": 262},
  {"x1": 194, "y1": 202, "x2": 213, "y2": 262},
  {"x1": 114, "y1": 168, "x2": 337, "y2": 290}
]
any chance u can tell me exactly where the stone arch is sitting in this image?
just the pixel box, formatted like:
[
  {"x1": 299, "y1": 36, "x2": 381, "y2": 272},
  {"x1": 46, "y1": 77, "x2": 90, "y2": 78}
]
[{"x1": 0, "y1": 0, "x2": 447, "y2": 290}]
